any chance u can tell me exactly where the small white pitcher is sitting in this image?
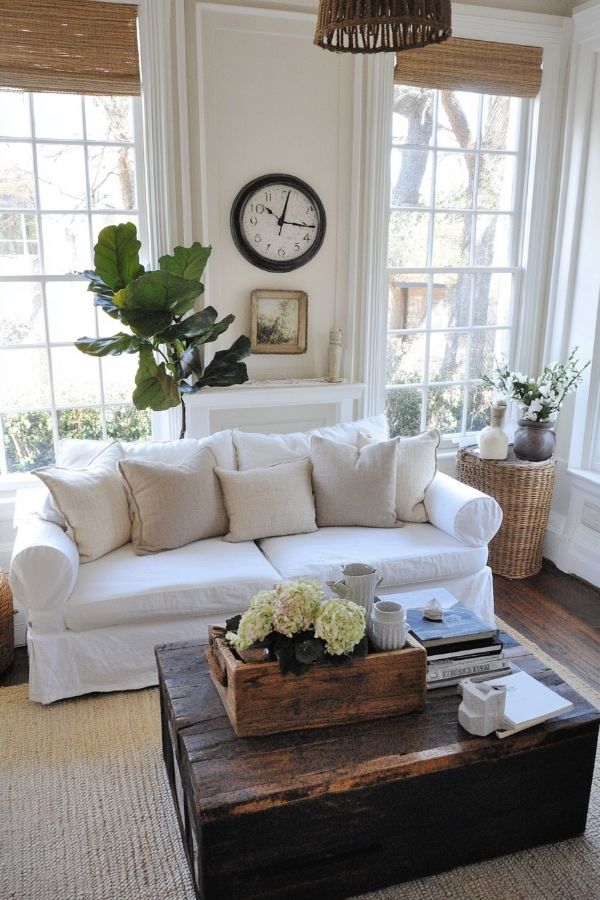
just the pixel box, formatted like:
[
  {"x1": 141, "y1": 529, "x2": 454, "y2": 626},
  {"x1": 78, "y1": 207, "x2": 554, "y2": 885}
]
[{"x1": 327, "y1": 563, "x2": 383, "y2": 620}]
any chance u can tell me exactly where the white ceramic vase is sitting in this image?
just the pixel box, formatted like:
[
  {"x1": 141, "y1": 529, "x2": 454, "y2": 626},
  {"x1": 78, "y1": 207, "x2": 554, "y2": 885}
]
[
  {"x1": 370, "y1": 599, "x2": 408, "y2": 651},
  {"x1": 327, "y1": 562, "x2": 382, "y2": 621},
  {"x1": 478, "y1": 402, "x2": 509, "y2": 460}
]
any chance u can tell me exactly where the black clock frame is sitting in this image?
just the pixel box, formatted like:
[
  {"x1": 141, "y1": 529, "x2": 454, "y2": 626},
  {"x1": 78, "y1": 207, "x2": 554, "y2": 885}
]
[{"x1": 230, "y1": 173, "x2": 326, "y2": 273}]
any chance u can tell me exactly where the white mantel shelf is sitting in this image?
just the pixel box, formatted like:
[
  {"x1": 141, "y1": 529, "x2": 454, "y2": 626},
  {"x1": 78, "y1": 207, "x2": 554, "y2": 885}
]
[{"x1": 178, "y1": 381, "x2": 365, "y2": 438}]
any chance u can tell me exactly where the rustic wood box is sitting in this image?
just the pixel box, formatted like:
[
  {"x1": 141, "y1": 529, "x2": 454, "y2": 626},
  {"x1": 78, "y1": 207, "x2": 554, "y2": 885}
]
[{"x1": 206, "y1": 625, "x2": 427, "y2": 736}]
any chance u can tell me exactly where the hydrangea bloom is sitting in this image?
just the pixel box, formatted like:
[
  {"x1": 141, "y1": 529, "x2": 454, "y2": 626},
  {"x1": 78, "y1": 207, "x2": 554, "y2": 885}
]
[
  {"x1": 226, "y1": 590, "x2": 274, "y2": 651},
  {"x1": 314, "y1": 598, "x2": 366, "y2": 656},
  {"x1": 271, "y1": 579, "x2": 323, "y2": 638},
  {"x1": 482, "y1": 348, "x2": 589, "y2": 422}
]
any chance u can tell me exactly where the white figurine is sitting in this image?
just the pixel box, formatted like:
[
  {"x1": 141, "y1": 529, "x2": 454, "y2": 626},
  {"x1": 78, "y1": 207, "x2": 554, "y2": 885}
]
[{"x1": 458, "y1": 679, "x2": 507, "y2": 736}]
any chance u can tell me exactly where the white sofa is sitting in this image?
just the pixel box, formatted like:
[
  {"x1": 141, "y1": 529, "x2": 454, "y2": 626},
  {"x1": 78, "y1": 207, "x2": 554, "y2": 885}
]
[{"x1": 9, "y1": 415, "x2": 502, "y2": 704}]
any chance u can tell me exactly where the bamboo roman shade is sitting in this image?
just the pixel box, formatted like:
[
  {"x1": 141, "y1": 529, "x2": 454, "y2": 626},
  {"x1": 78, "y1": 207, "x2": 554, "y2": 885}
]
[
  {"x1": 394, "y1": 37, "x2": 543, "y2": 98},
  {"x1": 0, "y1": 0, "x2": 140, "y2": 96}
]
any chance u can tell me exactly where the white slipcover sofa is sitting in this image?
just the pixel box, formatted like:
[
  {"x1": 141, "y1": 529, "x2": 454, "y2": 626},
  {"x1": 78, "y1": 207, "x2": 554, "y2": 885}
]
[{"x1": 9, "y1": 415, "x2": 502, "y2": 704}]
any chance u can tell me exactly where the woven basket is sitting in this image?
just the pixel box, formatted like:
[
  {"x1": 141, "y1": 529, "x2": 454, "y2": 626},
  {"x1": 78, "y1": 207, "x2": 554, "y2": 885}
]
[
  {"x1": 0, "y1": 569, "x2": 14, "y2": 673},
  {"x1": 456, "y1": 448, "x2": 556, "y2": 579}
]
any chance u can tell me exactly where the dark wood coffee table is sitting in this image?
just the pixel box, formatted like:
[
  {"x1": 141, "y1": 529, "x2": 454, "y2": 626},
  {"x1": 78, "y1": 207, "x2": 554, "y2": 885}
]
[{"x1": 156, "y1": 635, "x2": 599, "y2": 900}]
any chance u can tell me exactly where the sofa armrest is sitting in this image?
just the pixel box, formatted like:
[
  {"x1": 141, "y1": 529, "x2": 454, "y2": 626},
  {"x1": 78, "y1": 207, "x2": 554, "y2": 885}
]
[
  {"x1": 424, "y1": 471, "x2": 502, "y2": 547},
  {"x1": 10, "y1": 518, "x2": 79, "y2": 613}
]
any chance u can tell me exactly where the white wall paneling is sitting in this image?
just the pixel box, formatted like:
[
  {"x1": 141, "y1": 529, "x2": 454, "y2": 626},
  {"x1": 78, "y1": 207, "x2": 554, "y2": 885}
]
[{"x1": 194, "y1": 3, "x2": 357, "y2": 384}]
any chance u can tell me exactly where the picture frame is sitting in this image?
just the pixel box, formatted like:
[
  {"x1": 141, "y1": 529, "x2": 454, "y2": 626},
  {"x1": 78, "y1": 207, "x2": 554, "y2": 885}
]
[{"x1": 250, "y1": 289, "x2": 308, "y2": 354}]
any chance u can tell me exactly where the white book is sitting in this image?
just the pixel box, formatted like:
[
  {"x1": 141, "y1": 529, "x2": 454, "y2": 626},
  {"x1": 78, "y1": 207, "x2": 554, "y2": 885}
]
[
  {"x1": 484, "y1": 670, "x2": 574, "y2": 738},
  {"x1": 427, "y1": 654, "x2": 506, "y2": 682},
  {"x1": 427, "y1": 663, "x2": 513, "y2": 690}
]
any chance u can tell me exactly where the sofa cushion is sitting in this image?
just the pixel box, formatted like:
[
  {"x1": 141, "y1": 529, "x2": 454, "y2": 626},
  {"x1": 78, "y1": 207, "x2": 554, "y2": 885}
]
[
  {"x1": 259, "y1": 524, "x2": 488, "y2": 587},
  {"x1": 123, "y1": 430, "x2": 236, "y2": 469},
  {"x1": 233, "y1": 414, "x2": 389, "y2": 470},
  {"x1": 63, "y1": 537, "x2": 282, "y2": 631},
  {"x1": 216, "y1": 458, "x2": 317, "y2": 542},
  {"x1": 118, "y1": 446, "x2": 227, "y2": 555},
  {"x1": 311, "y1": 435, "x2": 398, "y2": 527},
  {"x1": 395, "y1": 429, "x2": 440, "y2": 523},
  {"x1": 34, "y1": 443, "x2": 131, "y2": 563}
]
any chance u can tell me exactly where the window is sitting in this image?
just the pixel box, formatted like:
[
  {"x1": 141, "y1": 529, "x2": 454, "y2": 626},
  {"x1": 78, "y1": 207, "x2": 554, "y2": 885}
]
[
  {"x1": 385, "y1": 84, "x2": 526, "y2": 439},
  {"x1": 0, "y1": 90, "x2": 150, "y2": 474}
]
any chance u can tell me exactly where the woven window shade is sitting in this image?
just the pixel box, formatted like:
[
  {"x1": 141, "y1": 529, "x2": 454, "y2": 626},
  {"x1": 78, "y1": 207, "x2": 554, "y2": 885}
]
[
  {"x1": 394, "y1": 38, "x2": 542, "y2": 98},
  {"x1": 0, "y1": 0, "x2": 140, "y2": 96}
]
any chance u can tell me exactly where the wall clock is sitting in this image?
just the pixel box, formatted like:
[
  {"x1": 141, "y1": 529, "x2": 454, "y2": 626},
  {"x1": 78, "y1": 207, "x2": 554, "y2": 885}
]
[{"x1": 230, "y1": 174, "x2": 326, "y2": 272}]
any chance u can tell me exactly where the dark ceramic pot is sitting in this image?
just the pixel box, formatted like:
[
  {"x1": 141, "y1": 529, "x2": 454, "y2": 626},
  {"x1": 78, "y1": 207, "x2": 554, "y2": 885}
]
[{"x1": 513, "y1": 418, "x2": 556, "y2": 462}]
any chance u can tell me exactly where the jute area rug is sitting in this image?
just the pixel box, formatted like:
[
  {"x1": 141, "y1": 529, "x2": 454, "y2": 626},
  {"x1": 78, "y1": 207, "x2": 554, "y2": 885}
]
[{"x1": 1, "y1": 621, "x2": 599, "y2": 900}]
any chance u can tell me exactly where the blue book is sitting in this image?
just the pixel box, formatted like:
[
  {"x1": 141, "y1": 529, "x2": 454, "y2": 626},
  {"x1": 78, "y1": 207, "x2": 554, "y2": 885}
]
[{"x1": 406, "y1": 603, "x2": 497, "y2": 648}]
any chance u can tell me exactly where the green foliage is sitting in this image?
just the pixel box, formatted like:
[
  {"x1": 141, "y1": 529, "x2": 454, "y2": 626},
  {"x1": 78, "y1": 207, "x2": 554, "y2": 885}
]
[{"x1": 76, "y1": 223, "x2": 250, "y2": 435}]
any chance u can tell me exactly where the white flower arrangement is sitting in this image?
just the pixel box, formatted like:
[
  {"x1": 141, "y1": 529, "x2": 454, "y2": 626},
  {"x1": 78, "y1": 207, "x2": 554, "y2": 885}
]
[
  {"x1": 225, "y1": 579, "x2": 367, "y2": 675},
  {"x1": 482, "y1": 347, "x2": 589, "y2": 422}
]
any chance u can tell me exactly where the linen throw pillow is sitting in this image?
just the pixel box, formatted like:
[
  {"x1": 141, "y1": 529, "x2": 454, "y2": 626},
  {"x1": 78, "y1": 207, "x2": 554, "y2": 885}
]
[
  {"x1": 357, "y1": 428, "x2": 440, "y2": 523},
  {"x1": 310, "y1": 435, "x2": 398, "y2": 527},
  {"x1": 118, "y1": 445, "x2": 227, "y2": 555},
  {"x1": 215, "y1": 458, "x2": 317, "y2": 543},
  {"x1": 34, "y1": 442, "x2": 130, "y2": 563}
]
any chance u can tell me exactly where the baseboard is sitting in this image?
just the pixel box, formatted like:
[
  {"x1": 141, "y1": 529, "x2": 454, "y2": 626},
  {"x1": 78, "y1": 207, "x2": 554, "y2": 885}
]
[{"x1": 545, "y1": 499, "x2": 600, "y2": 590}]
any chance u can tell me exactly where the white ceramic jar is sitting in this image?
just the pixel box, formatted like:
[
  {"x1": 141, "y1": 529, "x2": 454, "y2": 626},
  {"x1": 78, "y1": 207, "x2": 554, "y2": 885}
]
[{"x1": 370, "y1": 599, "x2": 408, "y2": 651}]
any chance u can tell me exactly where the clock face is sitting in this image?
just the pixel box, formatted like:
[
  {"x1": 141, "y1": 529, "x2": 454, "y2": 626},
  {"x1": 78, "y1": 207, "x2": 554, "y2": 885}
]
[{"x1": 230, "y1": 174, "x2": 326, "y2": 272}]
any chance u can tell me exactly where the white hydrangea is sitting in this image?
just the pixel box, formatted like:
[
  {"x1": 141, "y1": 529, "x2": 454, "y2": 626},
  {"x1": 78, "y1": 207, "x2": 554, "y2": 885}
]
[
  {"x1": 314, "y1": 598, "x2": 366, "y2": 656},
  {"x1": 227, "y1": 590, "x2": 274, "y2": 651},
  {"x1": 271, "y1": 579, "x2": 323, "y2": 638}
]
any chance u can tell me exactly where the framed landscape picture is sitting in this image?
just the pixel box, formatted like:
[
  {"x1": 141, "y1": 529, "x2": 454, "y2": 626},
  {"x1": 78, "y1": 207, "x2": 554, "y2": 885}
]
[{"x1": 250, "y1": 289, "x2": 308, "y2": 354}]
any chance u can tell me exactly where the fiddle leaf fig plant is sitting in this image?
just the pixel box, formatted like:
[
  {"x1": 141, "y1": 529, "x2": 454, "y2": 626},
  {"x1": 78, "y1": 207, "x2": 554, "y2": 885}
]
[{"x1": 76, "y1": 223, "x2": 250, "y2": 437}]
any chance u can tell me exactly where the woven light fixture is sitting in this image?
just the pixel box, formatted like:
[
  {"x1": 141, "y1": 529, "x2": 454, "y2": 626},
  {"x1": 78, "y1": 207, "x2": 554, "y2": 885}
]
[{"x1": 314, "y1": 0, "x2": 451, "y2": 54}]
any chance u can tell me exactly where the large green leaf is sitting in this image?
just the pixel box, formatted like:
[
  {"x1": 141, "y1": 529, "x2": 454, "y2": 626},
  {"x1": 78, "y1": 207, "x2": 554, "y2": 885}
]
[
  {"x1": 158, "y1": 307, "x2": 218, "y2": 341},
  {"x1": 159, "y1": 243, "x2": 211, "y2": 281},
  {"x1": 75, "y1": 333, "x2": 143, "y2": 357},
  {"x1": 84, "y1": 270, "x2": 113, "y2": 296},
  {"x1": 92, "y1": 294, "x2": 121, "y2": 320},
  {"x1": 179, "y1": 343, "x2": 203, "y2": 380},
  {"x1": 132, "y1": 348, "x2": 181, "y2": 411},
  {"x1": 113, "y1": 272, "x2": 203, "y2": 337},
  {"x1": 94, "y1": 223, "x2": 144, "y2": 292},
  {"x1": 191, "y1": 335, "x2": 250, "y2": 390}
]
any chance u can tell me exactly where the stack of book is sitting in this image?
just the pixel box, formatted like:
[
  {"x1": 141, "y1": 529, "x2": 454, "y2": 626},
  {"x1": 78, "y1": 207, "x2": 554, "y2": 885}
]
[{"x1": 405, "y1": 602, "x2": 512, "y2": 689}]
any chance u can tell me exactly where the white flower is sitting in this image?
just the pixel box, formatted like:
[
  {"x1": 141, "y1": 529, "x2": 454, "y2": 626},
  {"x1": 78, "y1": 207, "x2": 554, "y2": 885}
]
[
  {"x1": 228, "y1": 590, "x2": 275, "y2": 650},
  {"x1": 314, "y1": 599, "x2": 366, "y2": 656},
  {"x1": 271, "y1": 579, "x2": 323, "y2": 638}
]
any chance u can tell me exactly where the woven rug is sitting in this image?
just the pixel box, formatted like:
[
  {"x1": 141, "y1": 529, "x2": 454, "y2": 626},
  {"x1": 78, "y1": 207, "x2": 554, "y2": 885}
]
[{"x1": 1, "y1": 622, "x2": 598, "y2": 900}]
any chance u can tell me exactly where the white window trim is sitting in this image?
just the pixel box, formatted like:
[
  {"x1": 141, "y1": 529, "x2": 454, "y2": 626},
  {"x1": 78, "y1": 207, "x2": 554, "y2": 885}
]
[{"x1": 360, "y1": 4, "x2": 572, "y2": 422}]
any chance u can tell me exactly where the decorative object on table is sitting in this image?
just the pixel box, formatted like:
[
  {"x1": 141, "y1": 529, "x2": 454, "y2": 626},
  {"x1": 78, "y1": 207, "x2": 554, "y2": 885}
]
[
  {"x1": 314, "y1": 0, "x2": 451, "y2": 53},
  {"x1": 0, "y1": 569, "x2": 15, "y2": 674},
  {"x1": 477, "y1": 401, "x2": 509, "y2": 460},
  {"x1": 225, "y1": 579, "x2": 367, "y2": 676},
  {"x1": 230, "y1": 174, "x2": 326, "y2": 272},
  {"x1": 327, "y1": 327, "x2": 343, "y2": 383},
  {"x1": 327, "y1": 562, "x2": 383, "y2": 621},
  {"x1": 406, "y1": 600, "x2": 497, "y2": 649},
  {"x1": 75, "y1": 223, "x2": 250, "y2": 438},
  {"x1": 250, "y1": 289, "x2": 308, "y2": 355},
  {"x1": 422, "y1": 597, "x2": 443, "y2": 621},
  {"x1": 207, "y1": 625, "x2": 426, "y2": 736},
  {"x1": 458, "y1": 679, "x2": 508, "y2": 736},
  {"x1": 482, "y1": 347, "x2": 590, "y2": 462},
  {"x1": 456, "y1": 447, "x2": 556, "y2": 579},
  {"x1": 370, "y1": 598, "x2": 407, "y2": 650}
]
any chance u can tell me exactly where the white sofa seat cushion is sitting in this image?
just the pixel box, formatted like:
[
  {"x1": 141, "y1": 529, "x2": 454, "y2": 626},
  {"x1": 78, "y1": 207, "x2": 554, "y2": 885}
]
[
  {"x1": 64, "y1": 538, "x2": 281, "y2": 632},
  {"x1": 259, "y1": 525, "x2": 488, "y2": 588}
]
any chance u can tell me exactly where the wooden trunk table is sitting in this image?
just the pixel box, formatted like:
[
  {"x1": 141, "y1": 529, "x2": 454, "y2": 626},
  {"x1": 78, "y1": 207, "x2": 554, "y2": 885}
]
[{"x1": 156, "y1": 638, "x2": 599, "y2": 900}]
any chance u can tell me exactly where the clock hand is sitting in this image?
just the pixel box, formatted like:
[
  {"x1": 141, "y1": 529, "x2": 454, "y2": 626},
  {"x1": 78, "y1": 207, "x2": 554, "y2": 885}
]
[
  {"x1": 283, "y1": 221, "x2": 317, "y2": 228},
  {"x1": 278, "y1": 191, "x2": 291, "y2": 234},
  {"x1": 263, "y1": 206, "x2": 277, "y2": 217}
]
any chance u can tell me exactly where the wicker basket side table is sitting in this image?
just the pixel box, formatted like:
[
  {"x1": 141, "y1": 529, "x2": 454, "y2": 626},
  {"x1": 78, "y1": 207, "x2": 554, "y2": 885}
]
[
  {"x1": 456, "y1": 447, "x2": 556, "y2": 579},
  {"x1": 0, "y1": 569, "x2": 14, "y2": 673}
]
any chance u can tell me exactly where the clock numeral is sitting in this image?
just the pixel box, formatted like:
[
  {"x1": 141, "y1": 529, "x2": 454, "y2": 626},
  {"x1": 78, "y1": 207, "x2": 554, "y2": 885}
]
[
  {"x1": 277, "y1": 248, "x2": 286, "y2": 257},
  {"x1": 249, "y1": 216, "x2": 257, "y2": 226},
  {"x1": 254, "y1": 234, "x2": 262, "y2": 243},
  {"x1": 264, "y1": 192, "x2": 272, "y2": 202},
  {"x1": 254, "y1": 203, "x2": 265, "y2": 214},
  {"x1": 306, "y1": 205, "x2": 314, "y2": 214},
  {"x1": 303, "y1": 233, "x2": 311, "y2": 242},
  {"x1": 265, "y1": 243, "x2": 271, "y2": 252},
  {"x1": 294, "y1": 243, "x2": 300, "y2": 252}
]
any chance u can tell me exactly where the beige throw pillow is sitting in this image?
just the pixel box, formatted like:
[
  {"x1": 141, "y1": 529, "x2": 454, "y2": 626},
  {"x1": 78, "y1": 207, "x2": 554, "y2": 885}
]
[
  {"x1": 215, "y1": 458, "x2": 317, "y2": 543},
  {"x1": 310, "y1": 435, "x2": 398, "y2": 527},
  {"x1": 118, "y1": 446, "x2": 227, "y2": 555},
  {"x1": 395, "y1": 429, "x2": 440, "y2": 522},
  {"x1": 34, "y1": 442, "x2": 130, "y2": 563}
]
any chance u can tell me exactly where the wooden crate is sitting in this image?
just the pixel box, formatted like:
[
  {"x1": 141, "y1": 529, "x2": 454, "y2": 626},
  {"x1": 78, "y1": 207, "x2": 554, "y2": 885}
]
[{"x1": 206, "y1": 625, "x2": 427, "y2": 736}]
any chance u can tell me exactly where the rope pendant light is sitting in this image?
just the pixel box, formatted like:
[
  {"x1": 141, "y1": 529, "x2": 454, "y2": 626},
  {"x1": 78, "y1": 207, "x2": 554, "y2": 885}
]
[{"x1": 314, "y1": 0, "x2": 451, "y2": 54}]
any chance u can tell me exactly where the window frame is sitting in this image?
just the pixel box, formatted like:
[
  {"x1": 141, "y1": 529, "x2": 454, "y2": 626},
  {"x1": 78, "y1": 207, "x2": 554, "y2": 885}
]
[
  {"x1": 358, "y1": 6, "x2": 572, "y2": 447},
  {"x1": 0, "y1": 90, "x2": 149, "y2": 478}
]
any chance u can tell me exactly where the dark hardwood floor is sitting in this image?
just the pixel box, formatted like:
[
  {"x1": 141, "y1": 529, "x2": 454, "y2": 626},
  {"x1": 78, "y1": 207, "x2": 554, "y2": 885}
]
[{"x1": 2, "y1": 560, "x2": 599, "y2": 692}]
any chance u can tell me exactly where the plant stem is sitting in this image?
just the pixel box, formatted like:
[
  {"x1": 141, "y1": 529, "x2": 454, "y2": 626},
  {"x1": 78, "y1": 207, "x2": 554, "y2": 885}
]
[{"x1": 179, "y1": 395, "x2": 187, "y2": 439}]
